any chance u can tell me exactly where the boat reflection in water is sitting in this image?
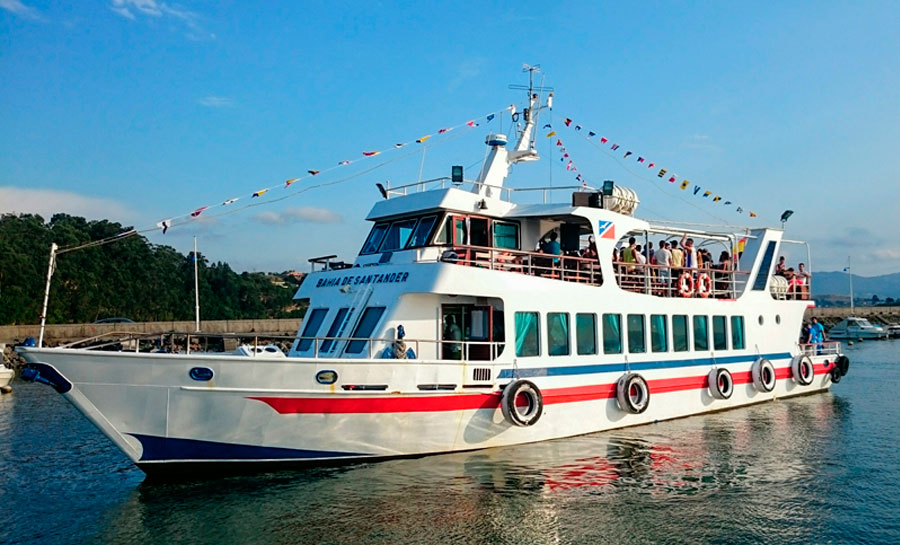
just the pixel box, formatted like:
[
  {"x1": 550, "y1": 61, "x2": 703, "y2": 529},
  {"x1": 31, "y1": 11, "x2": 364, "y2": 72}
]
[{"x1": 91, "y1": 393, "x2": 851, "y2": 545}]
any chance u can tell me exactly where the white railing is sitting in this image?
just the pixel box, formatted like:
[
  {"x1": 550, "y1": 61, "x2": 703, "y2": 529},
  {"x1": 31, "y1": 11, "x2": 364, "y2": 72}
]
[
  {"x1": 425, "y1": 244, "x2": 603, "y2": 285},
  {"x1": 798, "y1": 341, "x2": 842, "y2": 356},
  {"x1": 383, "y1": 178, "x2": 589, "y2": 204}
]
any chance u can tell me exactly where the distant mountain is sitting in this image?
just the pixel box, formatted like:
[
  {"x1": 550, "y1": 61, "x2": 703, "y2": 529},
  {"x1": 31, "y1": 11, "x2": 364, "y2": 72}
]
[{"x1": 811, "y1": 271, "x2": 900, "y2": 299}]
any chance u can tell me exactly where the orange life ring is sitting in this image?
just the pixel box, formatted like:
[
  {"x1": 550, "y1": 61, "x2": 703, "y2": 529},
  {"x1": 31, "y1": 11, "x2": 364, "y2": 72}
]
[
  {"x1": 678, "y1": 272, "x2": 694, "y2": 297},
  {"x1": 696, "y1": 273, "x2": 712, "y2": 298}
]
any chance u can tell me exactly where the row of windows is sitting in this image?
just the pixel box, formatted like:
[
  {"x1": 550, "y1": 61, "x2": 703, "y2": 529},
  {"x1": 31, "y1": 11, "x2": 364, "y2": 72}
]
[
  {"x1": 515, "y1": 312, "x2": 746, "y2": 357},
  {"x1": 360, "y1": 214, "x2": 522, "y2": 255},
  {"x1": 297, "y1": 306, "x2": 386, "y2": 354}
]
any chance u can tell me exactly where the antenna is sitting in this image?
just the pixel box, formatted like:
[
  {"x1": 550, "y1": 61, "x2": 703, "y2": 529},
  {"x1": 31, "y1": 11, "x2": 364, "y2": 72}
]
[{"x1": 509, "y1": 62, "x2": 553, "y2": 95}]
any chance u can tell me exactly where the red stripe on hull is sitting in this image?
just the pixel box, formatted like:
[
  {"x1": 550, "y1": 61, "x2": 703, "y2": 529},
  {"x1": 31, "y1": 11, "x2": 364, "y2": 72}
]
[{"x1": 249, "y1": 365, "x2": 832, "y2": 415}]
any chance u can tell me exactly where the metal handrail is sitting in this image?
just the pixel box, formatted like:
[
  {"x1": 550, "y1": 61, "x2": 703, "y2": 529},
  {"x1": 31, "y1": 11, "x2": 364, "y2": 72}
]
[{"x1": 383, "y1": 177, "x2": 591, "y2": 204}]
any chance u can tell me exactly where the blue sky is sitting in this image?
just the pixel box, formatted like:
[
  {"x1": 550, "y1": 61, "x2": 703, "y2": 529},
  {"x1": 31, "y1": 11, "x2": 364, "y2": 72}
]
[{"x1": 2, "y1": 1, "x2": 899, "y2": 276}]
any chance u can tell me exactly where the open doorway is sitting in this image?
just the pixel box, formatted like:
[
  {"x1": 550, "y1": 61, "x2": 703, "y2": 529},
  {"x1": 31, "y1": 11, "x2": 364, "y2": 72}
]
[{"x1": 441, "y1": 304, "x2": 505, "y2": 361}]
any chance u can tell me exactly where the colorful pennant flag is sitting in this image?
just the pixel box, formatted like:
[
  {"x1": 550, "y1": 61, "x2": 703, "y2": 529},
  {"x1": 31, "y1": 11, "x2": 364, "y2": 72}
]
[
  {"x1": 416, "y1": 136, "x2": 431, "y2": 143},
  {"x1": 223, "y1": 197, "x2": 239, "y2": 205},
  {"x1": 611, "y1": 144, "x2": 620, "y2": 151},
  {"x1": 658, "y1": 169, "x2": 667, "y2": 178},
  {"x1": 284, "y1": 178, "x2": 299, "y2": 187},
  {"x1": 600, "y1": 137, "x2": 608, "y2": 144},
  {"x1": 624, "y1": 151, "x2": 633, "y2": 159},
  {"x1": 467, "y1": 120, "x2": 477, "y2": 127},
  {"x1": 487, "y1": 114, "x2": 495, "y2": 122},
  {"x1": 648, "y1": 163, "x2": 655, "y2": 168},
  {"x1": 713, "y1": 196, "x2": 721, "y2": 202},
  {"x1": 338, "y1": 160, "x2": 351, "y2": 165},
  {"x1": 694, "y1": 186, "x2": 702, "y2": 195},
  {"x1": 191, "y1": 206, "x2": 209, "y2": 217},
  {"x1": 252, "y1": 189, "x2": 268, "y2": 198},
  {"x1": 749, "y1": 211, "x2": 757, "y2": 217},
  {"x1": 737, "y1": 207, "x2": 744, "y2": 213},
  {"x1": 157, "y1": 219, "x2": 171, "y2": 234},
  {"x1": 575, "y1": 125, "x2": 582, "y2": 131},
  {"x1": 363, "y1": 151, "x2": 380, "y2": 156},
  {"x1": 543, "y1": 123, "x2": 552, "y2": 129},
  {"x1": 703, "y1": 191, "x2": 711, "y2": 198},
  {"x1": 556, "y1": 139, "x2": 562, "y2": 146},
  {"x1": 588, "y1": 131, "x2": 596, "y2": 137},
  {"x1": 307, "y1": 170, "x2": 320, "y2": 176},
  {"x1": 680, "y1": 180, "x2": 690, "y2": 190},
  {"x1": 565, "y1": 118, "x2": 572, "y2": 126},
  {"x1": 668, "y1": 175, "x2": 676, "y2": 183},
  {"x1": 438, "y1": 128, "x2": 451, "y2": 134},
  {"x1": 724, "y1": 201, "x2": 732, "y2": 205},
  {"x1": 546, "y1": 131, "x2": 557, "y2": 137},
  {"x1": 637, "y1": 157, "x2": 645, "y2": 163}
]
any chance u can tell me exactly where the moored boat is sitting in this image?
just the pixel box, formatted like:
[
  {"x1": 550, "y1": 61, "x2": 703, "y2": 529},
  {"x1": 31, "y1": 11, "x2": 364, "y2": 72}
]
[
  {"x1": 827, "y1": 317, "x2": 887, "y2": 340},
  {"x1": 17, "y1": 76, "x2": 850, "y2": 475}
]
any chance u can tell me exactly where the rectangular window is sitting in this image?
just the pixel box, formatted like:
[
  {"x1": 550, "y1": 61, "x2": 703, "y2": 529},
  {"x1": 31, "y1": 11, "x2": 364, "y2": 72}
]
[
  {"x1": 345, "y1": 307, "x2": 387, "y2": 354},
  {"x1": 693, "y1": 315, "x2": 709, "y2": 351},
  {"x1": 627, "y1": 314, "x2": 646, "y2": 353},
  {"x1": 360, "y1": 223, "x2": 389, "y2": 254},
  {"x1": 406, "y1": 215, "x2": 438, "y2": 248},
  {"x1": 731, "y1": 316, "x2": 746, "y2": 349},
  {"x1": 713, "y1": 315, "x2": 728, "y2": 351},
  {"x1": 493, "y1": 221, "x2": 520, "y2": 250},
  {"x1": 650, "y1": 314, "x2": 668, "y2": 352},
  {"x1": 321, "y1": 307, "x2": 350, "y2": 353},
  {"x1": 297, "y1": 308, "x2": 329, "y2": 351},
  {"x1": 547, "y1": 313, "x2": 570, "y2": 356},
  {"x1": 515, "y1": 312, "x2": 540, "y2": 357},
  {"x1": 379, "y1": 219, "x2": 418, "y2": 252},
  {"x1": 672, "y1": 315, "x2": 689, "y2": 352},
  {"x1": 470, "y1": 217, "x2": 490, "y2": 247},
  {"x1": 602, "y1": 313, "x2": 622, "y2": 354},
  {"x1": 752, "y1": 241, "x2": 777, "y2": 290},
  {"x1": 576, "y1": 313, "x2": 597, "y2": 355}
]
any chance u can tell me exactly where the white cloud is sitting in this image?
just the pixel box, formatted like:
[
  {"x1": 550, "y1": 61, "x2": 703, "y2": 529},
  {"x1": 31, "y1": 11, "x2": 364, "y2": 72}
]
[
  {"x1": 0, "y1": 186, "x2": 134, "y2": 222},
  {"x1": 198, "y1": 95, "x2": 234, "y2": 108},
  {"x1": 110, "y1": 0, "x2": 214, "y2": 40},
  {"x1": 254, "y1": 207, "x2": 341, "y2": 226},
  {"x1": 0, "y1": 0, "x2": 42, "y2": 20}
]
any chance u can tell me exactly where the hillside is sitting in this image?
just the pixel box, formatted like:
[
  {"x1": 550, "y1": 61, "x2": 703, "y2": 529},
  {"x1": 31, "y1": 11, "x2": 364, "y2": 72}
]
[{"x1": 811, "y1": 271, "x2": 900, "y2": 299}]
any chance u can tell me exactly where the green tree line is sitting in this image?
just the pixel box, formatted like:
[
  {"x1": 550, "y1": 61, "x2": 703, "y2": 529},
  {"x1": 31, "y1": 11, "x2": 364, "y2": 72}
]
[{"x1": 0, "y1": 213, "x2": 306, "y2": 325}]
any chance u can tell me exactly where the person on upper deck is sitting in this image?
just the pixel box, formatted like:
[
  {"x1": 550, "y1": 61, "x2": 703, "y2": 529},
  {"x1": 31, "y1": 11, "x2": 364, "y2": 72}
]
[
  {"x1": 795, "y1": 263, "x2": 811, "y2": 285},
  {"x1": 775, "y1": 256, "x2": 787, "y2": 276},
  {"x1": 545, "y1": 231, "x2": 561, "y2": 256},
  {"x1": 680, "y1": 234, "x2": 698, "y2": 271},
  {"x1": 656, "y1": 240, "x2": 672, "y2": 286},
  {"x1": 670, "y1": 240, "x2": 684, "y2": 272},
  {"x1": 623, "y1": 237, "x2": 637, "y2": 266},
  {"x1": 582, "y1": 236, "x2": 598, "y2": 260}
]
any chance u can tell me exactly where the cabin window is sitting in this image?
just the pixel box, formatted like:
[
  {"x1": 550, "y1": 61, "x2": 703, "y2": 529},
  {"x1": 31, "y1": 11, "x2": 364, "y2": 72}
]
[
  {"x1": 576, "y1": 313, "x2": 597, "y2": 355},
  {"x1": 650, "y1": 314, "x2": 668, "y2": 352},
  {"x1": 493, "y1": 221, "x2": 520, "y2": 250},
  {"x1": 731, "y1": 316, "x2": 746, "y2": 349},
  {"x1": 603, "y1": 313, "x2": 623, "y2": 354},
  {"x1": 360, "y1": 223, "x2": 389, "y2": 254},
  {"x1": 345, "y1": 307, "x2": 387, "y2": 354},
  {"x1": 547, "y1": 312, "x2": 570, "y2": 356},
  {"x1": 297, "y1": 308, "x2": 329, "y2": 351},
  {"x1": 515, "y1": 312, "x2": 540, "y2": 357},
  {"x1": 693, "y1": 316, "x2": 709, "y2": 351},
  {"x1": 380, "y1": 219, "x2": 418, "y2": 252},
  {"x1": 470, "y1": 217, "x2": 490, "y2": 247},
  {"x1": 321, "y1": 307, "x2": 350, "y2": 353},
  {"x1": 407, "y1": 215, "x2": 438, "y2": 248},
  {"x1": 713, "y1": 315, "x2": 728, "y2": 350},
  {"x1": 752, "y1": 241, "x2": 777, "y2": 290},
  {"x1": 673, "y1": 315, "x2": 689, "y2": 352},
  {"x1": 627, "y1": 314, "x2": 646, "y2": 354}
]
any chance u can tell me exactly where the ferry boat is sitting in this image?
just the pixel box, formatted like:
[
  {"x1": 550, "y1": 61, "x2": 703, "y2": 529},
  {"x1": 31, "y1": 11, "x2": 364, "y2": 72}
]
[
  {"x1": 827, "y1": 317, "x2": 887, "y2": 340},
  {"x1": 17, "y1": 80, "x2": 850, "y2": 475}
]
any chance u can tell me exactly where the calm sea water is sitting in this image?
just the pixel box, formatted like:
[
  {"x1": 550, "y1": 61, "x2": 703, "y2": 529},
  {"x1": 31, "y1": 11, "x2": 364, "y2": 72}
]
[{"x1": 2, "y1": 341, "x2": 899, "y2": 545}]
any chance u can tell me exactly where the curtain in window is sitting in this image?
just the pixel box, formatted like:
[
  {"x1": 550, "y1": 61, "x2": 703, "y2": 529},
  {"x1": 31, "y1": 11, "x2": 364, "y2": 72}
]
[
  {"x1": 548, "y1": 313, "x2": 569, "y2": 356},
  {"x1": 515, "y1": 312, "x2": 539, "y2": 357},
  {"x1": 603, "y1": 314, "x2": 622, "y2": 354}
]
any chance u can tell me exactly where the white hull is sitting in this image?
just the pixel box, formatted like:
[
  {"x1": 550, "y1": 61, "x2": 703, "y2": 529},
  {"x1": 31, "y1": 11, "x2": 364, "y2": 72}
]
[
  {"x1": 18, "y1": 345, "x2": 838, "y2": 472},
  {"x1": 0, "y1": 367, "x2": 13, "y2": 388}
]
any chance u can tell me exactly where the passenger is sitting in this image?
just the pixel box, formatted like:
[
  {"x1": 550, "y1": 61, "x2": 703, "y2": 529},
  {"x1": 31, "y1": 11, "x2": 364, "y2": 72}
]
[
  {"x1": 656, "y1": 240, "x2": 672, "y2": 293},
  {"x1": 680, "y1": 235, "x2": 698, "y2": 272},
  {"x1": 581, "y1": 236, "x2": 598, "y2": 260},
  {"x1": 622, "y1": 237, "x2": 637, "y2": 267},
  {"x1": 775, "y1": 256, "x2": 787, "y2": 276},
  {"x1": 795, "y1": 263, "x2": 811, "y2": 285},
  {"x1": 670, "y1": 240, "x2": 684, "y2": 276},
  {"x1": 634, "y1": 244, "x2": 646, "y2": 272},
  {"x1": 391, "y1": 324, "x2": 409, "y2": 359},
  {"x1": 545, "y1": 231, "x2": 562, "y2": 256},
  {"x1": 808, "y1": 317, "x2": 825, "y2": 352},
  {"x1": 715, "y1": 251, "x2": 732, "y2": 296},
  {"x1": 442, "y1": 316, "x2": 463, "y2": 360}
]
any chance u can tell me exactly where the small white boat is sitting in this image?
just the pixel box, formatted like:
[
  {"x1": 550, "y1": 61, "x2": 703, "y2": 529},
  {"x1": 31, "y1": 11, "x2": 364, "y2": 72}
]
[
  {"x1": 0, "y1": 366, "x2": 13, "y2": 389},
  {"x1": 886, "y1": 324, "x2": 900, "y2": 338},
  {"x1": 828, "y1": 317, "x2": 887, "y2": 340}
]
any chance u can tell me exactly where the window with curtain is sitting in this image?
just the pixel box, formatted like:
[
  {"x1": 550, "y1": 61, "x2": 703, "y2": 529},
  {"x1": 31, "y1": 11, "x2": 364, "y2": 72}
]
[
  {"x1": 297, "y1": 308, "x2": 329, "y2": 351},
  {"x1": 321, "y1": 307, "x2": 350, "y2": 352},
  {"x1": 650, "y1": 314, "x2": 668, "y2": 352},
  {"x1": 693, "y1": 315, "x2": 709, "y2": 351},
  {"x1": 731, "y1": 316, "x2": 746, "y2": 349},
  {"x1": 603, "y1": 313, "x2": 622, "y2": 354},
  {"x1": 673, "y1": 315, "x2": 689, "y2": 352},
  {"x1": 515, "y1": 312, "x2": 540, "y2": 357},
  {"x1": 346, "y1": 307, "x2": 387, "y2": 354},
  {"x1": 628, "y1": 314, "x2": 646, "y2": 353},
  {"x1": 576, "y1": 313, "x2": 597, "y2": 355},
  {"x1": 493, "y1": 221, "x2": 520, "y2": 249},
  {"x1": 548, "y1": 313, "x2": 570, "y2": 356},
  {"x1": 713, "y1": 315, "x2": 728, "y2": 350}
]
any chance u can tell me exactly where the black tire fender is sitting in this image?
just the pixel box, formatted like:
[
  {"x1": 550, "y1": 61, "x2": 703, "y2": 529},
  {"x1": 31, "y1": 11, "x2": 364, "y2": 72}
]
[{"x1": 501, "y1": 380, "x2": 543, "y2": 427}]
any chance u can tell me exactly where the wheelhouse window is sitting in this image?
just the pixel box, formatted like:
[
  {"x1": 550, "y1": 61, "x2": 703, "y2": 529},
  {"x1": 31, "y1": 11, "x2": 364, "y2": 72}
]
[
  {"x1": 713, "y1": 315, "x2": 728, "y2": 351},
  {"x1": 673, "y1": 315, "x2": 689, "y2": 352},
  {"x1": 493, "y1": 221, "x2": 520, "y2": 250},
  {"x1": 576, "y1": 313, "x2": 597, "y2": 355},
  {"x1": 650, "y1": 314, "x2": 668, "y2": 352},
  {"x1": 360, "y1": 223, "x2": 389, "y2": 255},
  {"x1": 345, "y1": 307, "x2": 387, "y2": 354},
  {"x1": 693, "y1": 315, "x2": 709, "y2": 351},
  {"x1": 547, "y1": 313, "x2": 570, "y2": 356},
  {"x1": 627, "y1": 314, "x2": 646, "y2": 353},
  {"x1": 406, "y1": 215, "x2": 438, "y2": 248},
  {"x1": 321, "y1": 307, "x2": 350, "y2": 353},
  {"x1": 515, "y1": 312, "x2": 540, "y2": 357},
  {"x1": 731, "y1": 316, "x2": 746, "y2": 349},
  {"x1": 603, "y1": 313, "x2": 623, "y2": 354},
  {"x1": 297, "y1": 308, "x2": 329, "y2": 351},
  {"x1": 470, "y1": 217, "x2": 490, "y2": 247},
  {"x1": 380, "y1": 219, "x2": 418, "y2": 252}
]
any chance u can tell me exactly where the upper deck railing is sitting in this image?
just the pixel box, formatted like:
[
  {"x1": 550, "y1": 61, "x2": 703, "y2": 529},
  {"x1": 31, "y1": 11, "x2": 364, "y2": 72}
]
[{"x1": 384, "y1": 177, "x2": 589, "y2": 205}]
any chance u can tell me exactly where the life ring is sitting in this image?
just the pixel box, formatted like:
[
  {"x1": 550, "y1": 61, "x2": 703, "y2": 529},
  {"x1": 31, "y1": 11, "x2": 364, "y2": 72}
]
[
  {"x1": 616, "y1": 373, "x2": 650, "y2": 414},
  {"x1": 501, "y1": 380, "x2": 543, "y2": 427},
  {"x1": 678, "y1": 272, "x2": 694, "y2": 298},
  {"x1": 791, "y1": 355, "x2": 814, "y2": 386},
  {"x1": 835, "y1": 355, "x2": 850, "y2": 377},
  {"x1": 751, "y1": 358, "x2": 776, "y2": 392},
  {"x1": 708, "y1": 368, "x2": 734, "y2": 400},
  {"x1": 696, "y1": 273, "x2": 712, "y2": 298},
  {"x1": 511, "y1": 112, "x2": 520, "y2": 123}
]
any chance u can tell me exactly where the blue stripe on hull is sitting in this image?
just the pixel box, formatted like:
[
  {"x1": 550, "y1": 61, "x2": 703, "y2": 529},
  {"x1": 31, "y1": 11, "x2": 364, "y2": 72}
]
[
  {"x1": 497, "y1": 352, "x2": 792, "y2": 379},
  {"x1": 130, "y1": 434, "x2": 369, "y2": 462}
]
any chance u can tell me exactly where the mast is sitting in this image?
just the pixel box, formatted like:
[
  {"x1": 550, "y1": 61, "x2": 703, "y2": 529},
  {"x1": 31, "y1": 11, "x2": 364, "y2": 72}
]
[
  {"x1": 194, "y1": 237, "x2": 201, "y2": 333},
  {"x1": 475, "y1": 64, "x2": 552, "y2": 197},
  {"x1": 848, "y1": 255, "x2": 854, "y2": 313},
  {"x1": 38, "y1": 243, "x2": 58, "y2": 348}
]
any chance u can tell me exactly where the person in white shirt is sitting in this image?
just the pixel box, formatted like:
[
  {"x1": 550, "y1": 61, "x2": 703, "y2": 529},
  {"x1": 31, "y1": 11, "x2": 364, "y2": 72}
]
[{"x1": 655, "y1": 240, "x2": 673, "y2": 292}]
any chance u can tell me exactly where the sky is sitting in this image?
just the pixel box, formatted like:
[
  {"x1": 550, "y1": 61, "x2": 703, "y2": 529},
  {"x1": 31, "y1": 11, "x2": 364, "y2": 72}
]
[{"x1": 2, "y1": 1, "x2": 899, "y2": 276}]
